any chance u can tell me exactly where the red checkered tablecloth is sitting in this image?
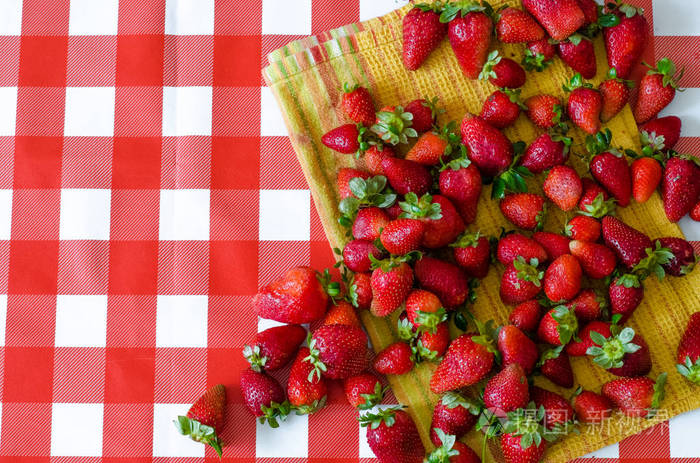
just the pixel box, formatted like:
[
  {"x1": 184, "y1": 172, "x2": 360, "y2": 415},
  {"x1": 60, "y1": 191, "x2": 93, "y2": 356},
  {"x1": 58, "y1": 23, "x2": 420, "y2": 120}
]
[{"x1": 0, "y1": 0, "x2": 698, "y2": 460}]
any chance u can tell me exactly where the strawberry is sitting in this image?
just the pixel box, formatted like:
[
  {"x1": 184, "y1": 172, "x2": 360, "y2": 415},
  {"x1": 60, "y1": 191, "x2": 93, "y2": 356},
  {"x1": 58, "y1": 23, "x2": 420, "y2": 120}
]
[
  {"x1": 604, "y1": 4, "x2": 648, "y2": 80},
  {"x1": 569, "y1": 240, "x2": 617, "y2": 279},
  {"x1": 496, "y1": 7, "x2": 545, "y2": 43},
  {"x1": 428, "y1": 431, "x2": 481, "y2": 463},
  {"x1": 337, "y1": 168, "x2": 371, "y2": 199},
  {"x1": 253, "y1": 267, "x2": 329, "y2": 324},
  {"x1": 522, "y1": 38, "x2": 556, "y2": 71},
  {"x1": 500, "y1": 193, "x2": 547, "y2": 231},
  {"x1": 496, "y1": 232, "x2": 548, "y2": 266},
  {"x1": 352, "y1": 206, "x2": 390, "y2": 241},
  {"x1": 400, "y1": 193, "x2": 465, "y2": 249},
  {"x1": 430, "y1": 333, "x2": 495, "y2": 393},
  {"x1": 500, "y1": 408, "x2": 549, "y2": 463},
  {"x1": 601, "y1": 216, "x2": 652, "y2": 268},
  {"x1": 576, "y1": 0, "x2": 599, "y2": 24},
  {"x1": 572, "y1": 389, "x2": 613, "y2": 424},
  {"x1": 405, "y1": 289, "x2": 446, "y2": 331},
  {"x1": 566, "y1": 289, "x2": 606, "y2": 322},
  {"x1": 461, "y1": 114, "x2": 514, "y2": 177},
  {"x1": 499, "y1": 325, "x2": 539, "y2": 374},
  {"x1": 565, "y1": 215, "x2": 601, "y2": 242},
  {"x1": 525, "y1": 94, "x2": 563, "y2": 130},
  {"x1": 500, "y1": 257, "x2": 544, "y2": 305},
  {"x1": 370, "y1": 258, "x2": 414, "y2": 317},
  {"x1": 322, "y1": 124, "x2": 364, "y2": 154},
  {"x1": 522, "y1": 0, "x2": 585, "y2": 41},
  {"x1": 344, "y1": 372, "x2": 386, "y2": 409},
  {"x1": 445, "y1": 4, "x2": 494, "y2": 79},
  {"x1": 538, "y1": 305, "x2": 579, "y2": 345},
  {"x1": 662, "y1": 155, "x2": 700, "y2": 223},
  {"x1": 579, "y1": 178, "x2": 611, "y2": 212},
  {"x1": 509, "y1": 300, "x2": 543, "y2": 333},
  {"x1": 243, "y1": 324, "x2": 307, "y2": 372},
  {"x1": 544, "y1": 165, "x2": 583, "y2": 211},
  {"x1": 480, "y1": 51, "x2": 527, "y2": 88},
  {"x1": 364, "y1": 145, "x2": 395, "y2": 175},
  {"x1": 175, "y1": 384, "x2": 227, "y2": 456},
  {"x1": 347, "y1": 271, "x2": 372, "y2": 310},
  {"x1": 587, "y1": 326, "x2": 651, "y2": 377},
  {"x1": 634, "y1": 58, "x2": 684, "y2": 124},
  {"x1": 544, "y1": 254, "x2": 582, "y2": 302},
  {"x1": 439, "y1": 156, "x2": 483, "y2": 225},
  {"x1": 484, "y1": 363, "x2": 530, "y2": 413},
  {"x1": 677, "y1": 312, "x2": 700, "y2": 384},
  {"x1": 421, "y1": 322, "x2": 451, "y2": 358},
  {"x1": 415, "y1": 256, "x2": 470, "y2": 308},
  {"x1": 631, "y1": 156, "x2": 663, "y2": 204},
  {"x1": 533, "y1": 232, "x2": 571, "y2": 261},
  {"x1": 451, "y1": 231, "x2": 491, "y2": 278},
  {"x1": 692, "y1": 200, "x2": 700, "y2": 221},
  {"x1": 481, "y1": 89, "x2": 526, "y2": 129},
  {"x1": 564, "y1": 74, "x2": 602, "y2": 135},
  {"x1": 609, "y1": 274, "x2": 644, "y2": 323},
  {"x1": 323, "y1": 300, "x2": 361, "y2": 327},
  {"x1": 405, "y1": 131, "x2": 450, "y2": 165},
  {"x1": 520, "y1": 133, "x2": 571, "y2": 174},
  {"x1": 430, "y1": 392, "x2": 480, "y2": 446},
  {"x1": 600, "y1": 71, "x2": 633, "y2": 124},
  {"x1": 557, "y1": 35, "x2": 597, "y2": 79},
  {"x1": 530, "y1": 386, "x2": 574, "y2": 429},
  {"x1": 602, "y1": 373, "x2": 667, "y2": 418},
  {"x1": 343, "y1": 239, "x2": 383, "y2": 273},
  {"x1": 381, "y1": 157, "x2": 432, "y2": 196},
  {"x1": 539, "y1": 346, "x2": 574, "y2": 388},
  {"x1": 287, "y1": 347, "x2": 328, "y2": 414},
  {"x1": 372, "y1": 105, "x2": 419, "y2": 145},
  {"x1": 240, "y1": 369, "x2": 290, "y2": 427},
  {"x1": 380, "y1": 218, "x2": 425, "y2": 256},
  {"x1": 360, "y1": 408, "x2": 425, "y2": 463},
  {"x1": 567, "y1": 321, "x2": 612, "y2": 356},
  {"x1": 341, "y1": 83, "x2": 375, "y2": 127},
  {"x1": 403, "y1": 5, "x2": 448, "y2": 71},
  {"x1": 586, "y1": 129, "x2": 632, "y2": 207},
  {"x1": 374, "y1": 341, "x2": 415, "y2": 375},
  {"x1": 639, "y1": 116, "x2": 682, "y2": 151},
  {"x1": 405, "y1": 97, "x2": 440, "y2": 133},
  {"x1": 655, "y1": 237, "x2": 697, "y2": 277},
  {"x1": 306, "y1": 324, "x2": 369, "y2": 379}
]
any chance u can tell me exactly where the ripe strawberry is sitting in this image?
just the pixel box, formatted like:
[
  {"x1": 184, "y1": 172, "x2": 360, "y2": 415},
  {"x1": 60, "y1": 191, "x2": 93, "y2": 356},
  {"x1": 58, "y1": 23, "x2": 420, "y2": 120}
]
[
  {"x1": 572, "y1": 389, "x2": 613, "y2": 424},
  {"x1": 586, "y1": 129, "x2": 632, "y2": 206},
  {"x1": 662, "y1": 156, "x2": 700, "y2": 223},
  {"x1": 287, "y1": 347, "x2": 328, "y2": 414},
  {"x1": 569, "y1": 240, "x2": 617, "y2": 279},
  {"x1": 609, "y1": 274, "x2": 644, "y2": 323},
  {"x1": 531, "y1": 386, "x2": 574, "y2": 429},
  {"x1": 374, "y1": 341, "x2": 415, "y2": 375},
  {"x1": 522, "y1": 0, "x2": 585, "y2": 40},
  {"x1": 522, "y1": 38, "x2": 556, "y2": 71},
  {"x1": 500, "y1": 193, "x2": 547, "y2": 231},
  {"x1": 337, "y1": 168, "x2": 371, "y2": 199},
  {"x1": 415, "y1": 256, "x2": 470, "y2": 308},
  {"x1": 401, "y1": 194, "x2": 465, "y2": 249},
  {"x1": 446, "y1": 6, "x2": 493, "y2": 79},
  {"x1": 567, "y1": 321, "x2": 612, "y2": 356},
  {"x1": 587, "y1": 327, "x2": 651, "y2": 377},
  {"x1": 240, "y1": 369, "x2": 289, "y2": 427},
  {"x1": 347, "y1": 271, "x2": 372, "y2": 310},
  {"x1": 579, "y1": 178, "x2": 610, "y2": 212},
  {"x1": 525, "y1": 94, "x2": 563, "y2": 130},
  {"x1": 631, "y1": 156, "x2": 663, "y2": 204},
  {"x1": 692, "y1": 200, "x2": 700, "y2": 221},
  {"x1": 421, "y1": 322, "x2": 451, "y2": 358},
  {"x1": 344, "y1": 372, "x2": 385, "y2": 409},
  {"x1": 576, "y1": 0, "x2": 599, "y2": 24},
  {"x1": 322, "y1": 124, "x2": 361, "y2": 154},
  {"x1": 634, "y1": 58, "x2": 684, "y2": 124},
  {"x1": 499, "y1": 325, "x2": 539, "y2": 374},
  {"x1": 544, "y1": 165, "x2": 583, "y2": 211},
  {"x1": 539, "y1": 346, "x2": 574, "y2": 388},
  {"x1": 601, "y1": 216, "x2": 652, "y2": 268},
  {"x1": 405, "y1": 98, "x2": 439, "y2": 133},
  {"x1": 604, "y1": 5, "x2": 648, "y2": 79},
  {"x1": 370, "y1": 258, "x2": 414, "y2": 317},
  {"x1": 243, "y1": 324, "x2": 306, "y2": 372},
  {"x1": 677, "y1": 312, "x2": 700, "y2": 384},
  {"x1": 538, "y1": 305, "x2": 579, "y2": 345},
  {"x1": 402, "y1": 5, "x2": 447, "y2": 71},
  {"x1": 520, "y1": 133, "x2": 571, "y2": 174},
  {"x1": 430, "y1": 333, "x2": 495, "y2": 393},
  {"x1": 480, "y1": 51, "x2": 527, "y2": 88},
  {"x1": 253, "y1": 267, "x2": 328, "y2": 324},
  {"x1": 496, "y1": 7, "x2": 545, "y2": 43},
  {"x1": 565, "y1": 215, "x2": 600, "y2": 242},
  {"x1": 439, "y1": 156, "x2": 483, "y2": 225},
  {"x1": 564, "y1": 74, "x2": 602, "y2": 134},
  {"x1": 500, "y1": 410, "x2": 548, "y2": 463},
  {"x1": 381, "y1": 157, "x2": 432, "y2": 196},
  {"x1": 484, "y1": 363, "x2": 530, "y2": 413},
  {"x1": 323, "y1": 300, "x2": 361, "y2": 327},
  {"x1": 380, "y1": 218, "x2": 425, "y2": 256},
  {"x1": 405, "y1": 289, "x2": 446, "y2": 331},
  {"x1": 497, "y1": 232, "x2": 548, "y2": 266},
  {"x1": 600, "y1": 70, "x2": 633, "y2": 123},
  {"x1": 306, "y1": 324, "x2": 369, "y2": 379},
  {"x1": 428, "y1": 431, "x2": 481, "y2": 463},
  {"x1": 451, "y1": 231, "x2": 491, "y2": 278},
  {"x1": 341, "y1": 84, "x2": 375, "y2": 127},
  {"x1": 430, "y1": 392, "x2": 480, "y2": 446},
  {"x1": 364, "y1": 145, "x2": 395, "y2": 175},
  {"x1": 405, "y1": 131, "x2": 450, "y2": 165},
  {"x1": 557, "y1": 36, "x2": 597, "y2": 79},
  {"x1": 544, "y1": 254, "x2": 582, "y2": 302},
  {"x1": 533, "y1": 232, "x2": 571, "y2": 261},
  {"x1": 175, "y1": 384, "x2": 227, "y2": 456},
  {"x1": 461, "y1": 114, "x2": 514, "y2": 177},
  {"x1": 566, "y1": 289, "x2": 606, "y2": 322},
  {"x1": 639, "y1": 116, "x2": 682, "y2": 151},
  {"x1": 481, "y1": 89, "x2": 525, "y2": 129},
  {"x1": 343, "y1": 239, "x2": 383, "y2": 273},
  {"x1": 500, "y1": 257, "x2": 544, "y2": 305},
  {"x1": 655, "y1": 237, "x2": 697, "y2": 277},
  {"x1": 602, "y1": 373, "x2": 667, "y2": 418},
  {"x1": 509, "y1": 300, "x2": 543, "y2": 333},
  {"x1": 352, "y1": 207, "x2": 389, "y2": 241},
  {"x1": 360, "y1": 408, "x2": 425, "y2": 463}
]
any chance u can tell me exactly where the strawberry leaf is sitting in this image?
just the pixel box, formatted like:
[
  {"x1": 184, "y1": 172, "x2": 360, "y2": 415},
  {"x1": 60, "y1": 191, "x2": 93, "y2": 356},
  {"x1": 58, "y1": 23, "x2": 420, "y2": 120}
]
[
  {"x1": 174, "y1": 415, "x2": 224, "y2": 458},
  {"x1": 677, "y1": 356, "x2": 700, "y2": 384}
]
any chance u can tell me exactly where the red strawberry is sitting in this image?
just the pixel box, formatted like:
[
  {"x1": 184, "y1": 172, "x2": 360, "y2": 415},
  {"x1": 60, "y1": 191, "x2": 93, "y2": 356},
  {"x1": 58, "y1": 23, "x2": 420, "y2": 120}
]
[
  {"x1": 452, "y1": 231, "x2": 491, "y2": 279},
  {"x1": 348, "y1": 272, "x2": 372, "y2": 310},
  {"x1": 655, "y1": 237, "x2": 697, "y2": 277},
  {"x1": 496, "y1": 7, "x2": 545, "y2": 43},
  {"x1": 240, "y1": 369, "x2": 289, "y2": 427},
  {"x1": 539, "y1": 346, "x2": 574, "y2": 388},
  {"x1": 405, "y1": 98, "x2": 439, "y2": 133},
  {"x1": 631, "y1": 156, "x2": 662, "y2": 204},
  {"x1": 566, "y1": 215, "x2": 601, "y2": 242},
  {"x1": 343, "y1": 239, "x2": 383, "y2": 273},
  {"x1": 569, "y1": 240, "x2": 617, "y2": 279},
  {"x1": 364, "y1": 145, "x2": 395, "y2": 176},
  {"x1": 323, "y1": 300, "x2": 361, "y2": 327},
  {"x1": 421, "y1": 322, "x2": 451, "y2": 358},
  {"x1": 572, "y1": 389, "x2": 613, "y2": 424},
  {"x1": 370, "y1": 259, "x2": 414, "y2": 317},
  {"x1": 602, "y1": 373, "x2": 667, "y2": 418},
  {"x1": 344, "y1": 372, "x2": 385, "y2": 409},
  {"x1": 481, "y1": 89, "x2": 525, "y2": 129},
  {"x1": 430, "y1": 333, "x2": 495, "y2": 393},
  {"x1": 604, "y1": 5, "x2": 648, "y2": 79},
  {"x1": 576, "y1": 0, "x2": 599, "y2": 24},
  {"x1": 484, "y1": 363, "x2": 530, "y2": 413},
  {"x1": 522, "y1": 0, "x2": 585, "y2": 40},
  {"x1": 509, "y1": 300, "x2": 543, "y2": 333},
  {"x1": 439, "y1": 157, "x2": 483, "y2": 225},
  {"x1": 640, "y1": 116, "x2": 682, "y2": 151},
  {"x1": 374, "y1": 341, "x2": 415, "y2": 375},
  {"x1": 677, "y1": 312, "x2": 700, "y2": 384},
  {"x1": 525, "y1": 94, "x2": 563, "y2": 130},
  {"x1": 609, "y1": 274, "x2": 644, "y2": 323},
  {"x1": 447, "y1": 7, "x2": 493, "y2": 79},
  {"x1": 253, "y1": 267, "x2": 328, "y2": 324},
  {"x1": 500, "y1": 193, "x2": 547, "y2": 231},
  {"x1": 634, "y1": 58, "x2": 684, "y2": 124},
  {"x1": 405, "y1": 131, "x2": 450, "y2": 165},
  {"x1": 306, "y1": 324, "x2": 369, "y2": 379},
  {"x1": 341, "y1": 84, "x2": 375, "y2": 127},
  {"x1": 531, "y1": 386, "x2": 574, "y2": 429},
  {"x1": 322, "y1": 124, "x2": 361, "y2": 154},
  {"x1": 579, "y1": 178, "x2": 611, "y2": 212},
  {"x1": 599, "y1": 70, "x2": 633, "y2": 122},
  {"x1": 380, "y1": 219, "x2": 425, "y2": 256},
  {"x1": 361, "y1": 408, "x2": 425, "y2": 463},
  {"x1": 461, "y1": 114, "x2": 514, "y2": 177},
  {"x1": 287, "y1": 347, "x2": 328, "y2": 414},
  {"x1": 586, "y1": 130, "x2": 632, "y2": 207},
  {"x1": 405, "y1": 289, "x2": 446, "y2": 332},
  {"x1": 500, "y1": 257, "x2": 544, "y2": 305},
  {"x1": 544, "y1": 254, "x2": 582, "y2": 302},
  {"x1": 175, "y1": 384, "x2": 227, "y2": 456},
  {"x1": 415, "y1": 256, "x2": 470, "y2": 308},
  {"x1": 692, "y1": 200, "x2": 700, "y2": 221},
  {"x1": 567, "y1": 321, "x2": 612, "y2": 356},
  {"x1": 337, "y1": 168, "x2": 371, "y2": 199},
  {"x1": 499, "y1": 325, "x2": 539, "y2": 374},
  {"x1": 401, "y1": 194, "x2": 465, "y2": 249},
  {"x1": 566, "y1": 289, "x2": 606, "y2": 322},
  {"x1": 522, "y1": 38, "x2": 556, "y2": 71},
  {"x1": 243, "y1": 324, "x2": 307, "y2": 372},
  {"x1": 496, "y1": 232, "x2": 548, "y2": 266},
  {"x1": 500, "y1": 417, "x2": 548, "y2": 463},
  {"x1": 352, "y1": 206, "x2": 389, "y2": 241},
  {"x1": 428, "y1": 432, "x2": 481, "y2": 463},
  {"x1": 480, "y1": 51, "x2": 527, "y2": 88},
  {"x1": 544, "y1": 165, "x2": 583, "y2": 211},
  {"x1": 520, "y1": 133, "x2": 571, "y2": 174},
  {"x1": 402, "y1": 5, "x2": 448, "y2": 71},
  {"x1": 381, "y1": 157, "x2": 432, "y2": 196},
  {"x1": 662, "y1": 156, "x2": 700, "y2": 222},
  {"x1": 430, "y1": 392, "x2": 480, "y2": 446},
  {"x1": 587, "y1": 327, "x2": 651, "y2": 377},
  {"x1": 533, "y1": 231, "x2": 571, "y2": 261},
  {"x1": 601, "y1": 216, "x2": 652, "y2": 268},
  {"x1": 538, "y1": 305, "x2": 579, "y2": 345},
  {"x1": 564, "y1": 74, "x2": 602, "y2": 134},
  {"x1": 557, "y1": 36, "x2": 597, "y2": 79}
]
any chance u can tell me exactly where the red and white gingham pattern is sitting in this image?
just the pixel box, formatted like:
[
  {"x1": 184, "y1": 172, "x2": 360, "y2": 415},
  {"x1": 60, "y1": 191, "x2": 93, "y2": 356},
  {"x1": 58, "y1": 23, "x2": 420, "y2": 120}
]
[{"x1": 0, "y1": 0, "x2": 698, "y2": 460}]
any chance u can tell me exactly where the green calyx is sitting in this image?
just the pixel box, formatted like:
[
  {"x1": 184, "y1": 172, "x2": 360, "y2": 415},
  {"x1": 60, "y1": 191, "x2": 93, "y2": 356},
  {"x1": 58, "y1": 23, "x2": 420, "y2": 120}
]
[
  {"x1": 174, "y1": 415, "x2": 224, "y2": 458},
  {"x1": 439, "y1": 0, "x2": 493, "y2": 23},
  {"x1": 471, "y1": 318, "x2": 501, "y2": 361},
  {"x1": 338, "y1": 175, "x2": 397, "y2": 226},
  {"x1": 399, "y1": 192, "x2": 443, "y2": 220},
  {"x1": 415, "y1": 307, "x2": 449, "y2": 334},
  {"x1": 580, "y1": 193, "x2": 617, "y2": 218},
  {"x1": 342, "y1": 82, "x2": 360, "y2": 94},
  {"x1": 537, "y1": 345, "x2": 564, "y2": 367},
  {"x1": 435, "y1": 120, "x2": 463, "y2": 158},
  {"x1": 522, "y1": 50, "x2": 550, "y2": 72},
  {"x1": 615, "y1": 272, "x2": 641, "y2": 288},
  {"x1": 294, "y1": 396, "x2": 328, "y2": 416},
  {"x1": 503, "y1": 404, "x2": 557, "y2": 449},
  {"x1": 442, "y1": 391, "x2": 482, "y2": 414},
  {"x1": 343, "y1": 271, "x2": 361, "y2": 308},
  {"x1": 358, "y1": 381, "x2": 388, "y2": 411},
  {"x1": 369, "y1": 250, "x2": 421, "y2": 272},
  {"x1": 584, "y1": 129, "x2": 614, "y2": 157},
  {"x1": 504, "y1": 88, "x2": 528, "y2": 110},
  {"x1": 605, "y1": 0, "x2": 644, "y2": 18},
  {"x1": 358, "y1": 406, "x2": 403, "y2": 429},
  {"x1": 304, "y1": 333, "x2": 328, "y2": 382},
  {"x1": 606, "y1": 68, "x2": 635, "y2": 87},
  {"x1": 317, "y1": 269, "x2": 341, "y2": 302},
  {"x1": 551, "y1": 305, "x2": 579, "y2": 344},
  {"x1": 586, "y1": 326, "x2": 641, "y2": 369},
  {"x1": 259, "y1": 400, "x2": 293, "y2": 428},
  {"x1": 415, "y1": 1, "x2": 448, "y2": 14},
  {"x1": 631, "y1": 241, "x2": 675, "y2": 280},
  {"x1": 649, "y1": 372, "x2": 668, "y2": 417},
  {"x1": 492, "y1": 142, "x2": 531, "y2": 200},
  {"x1": 242, "y1": 344, "x2": 267, "y2": 372},
  {"x1": 450, "y1": 230, "x2": 484, "y2": 249},
  {"x1": 513, "y1": 257, "x2": 544, "y2": 288},
  {"x1": 479, "y1": 50, "x2": 502, "y2": 82},
  {"x1": 639, "y1": 131, "x2": 669, "y2": 160},
  {"x1": 426, "y1": 429, "x2": 460, "y2": 463},
  {"x1": 371, "y1": 106, "x2": 418, "y2": 145},
  {"x1": 423, "y1": 96, "x2": 446, "y2": 122},
  {"x1": 413, "y1": 339, "x2": 440, "y2": 363},
  {"x1": 644, "y1": 58, "x2": 684, "y2": 89},
  {"x1": 563, "y1": 73, "x2": 594, "y2": 93},
  {"x1": 440, "y1": 144, "x2": 472, "y2": 172},
  {"x1": 397, "y1": 316, "x2": 418, "y2": 342},
  {"x1": 677, "y1": 356, "x2": 700, "y2": 385}
]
